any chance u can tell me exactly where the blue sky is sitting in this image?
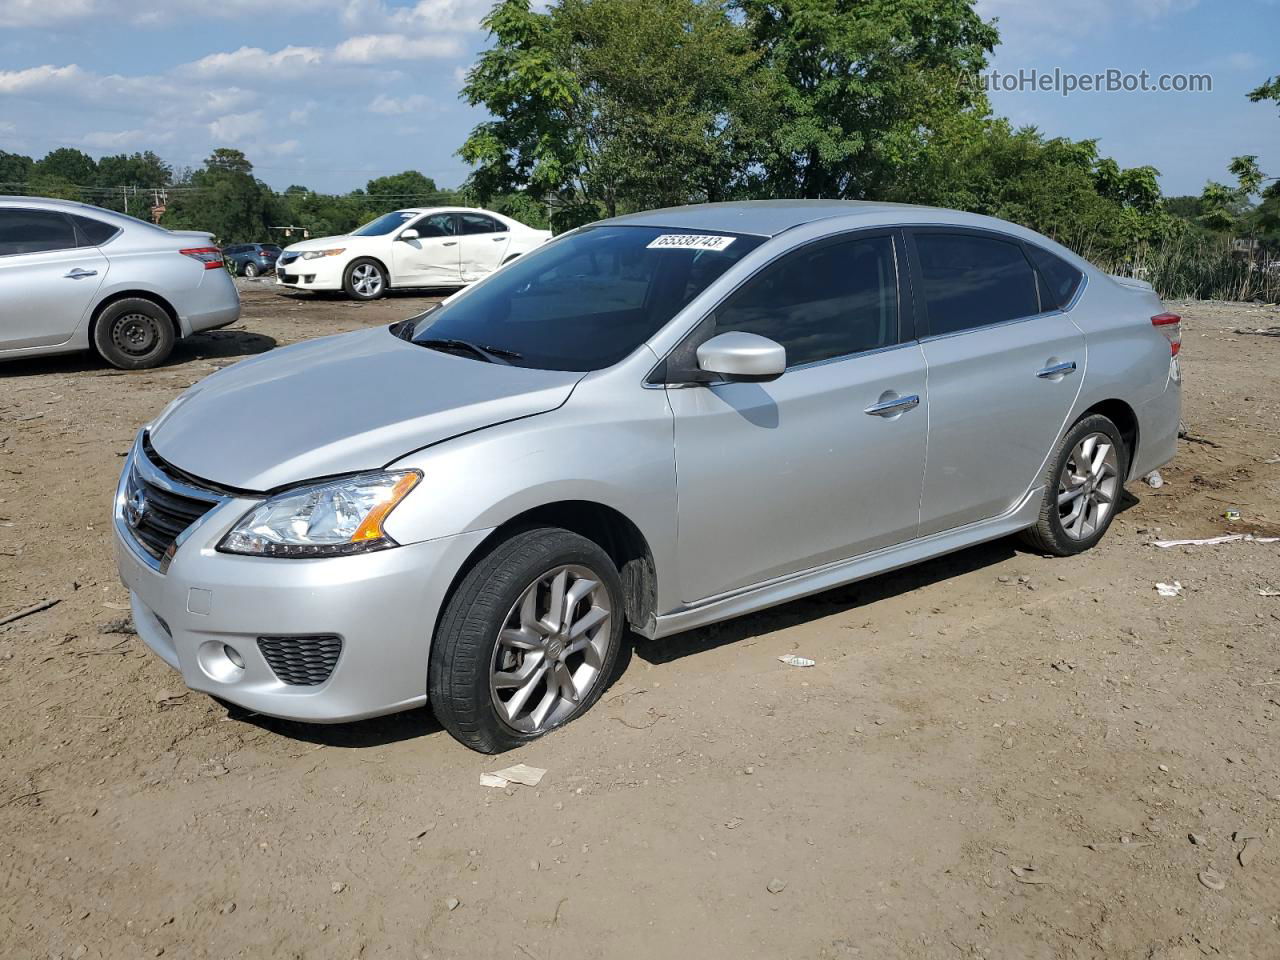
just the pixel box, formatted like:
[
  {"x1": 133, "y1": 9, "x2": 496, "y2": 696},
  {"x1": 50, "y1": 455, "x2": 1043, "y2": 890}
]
[{"x1": 0, "y1": 0, "x2": 1276, "y2": 197}]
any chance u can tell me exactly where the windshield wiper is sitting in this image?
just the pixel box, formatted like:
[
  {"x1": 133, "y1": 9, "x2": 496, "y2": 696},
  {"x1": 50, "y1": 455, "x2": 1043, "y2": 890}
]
[{"x1": 415, "y1": 337, "x2": 523, "y2": 365}]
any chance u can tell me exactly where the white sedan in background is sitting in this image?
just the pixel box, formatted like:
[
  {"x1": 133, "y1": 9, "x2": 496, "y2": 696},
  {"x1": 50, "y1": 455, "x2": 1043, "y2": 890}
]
[{"x1": 276, "y1": 207, "x2": 552, "y2": 300}]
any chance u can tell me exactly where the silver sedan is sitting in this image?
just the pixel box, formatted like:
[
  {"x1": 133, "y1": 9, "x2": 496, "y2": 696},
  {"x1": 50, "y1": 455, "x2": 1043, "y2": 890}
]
[
  {"x1": 113, "y1": 201, "x2": 1181, "y2": 752},
  {"x1": 0, "y1": 196, "x2": 240, "y2": 369}
]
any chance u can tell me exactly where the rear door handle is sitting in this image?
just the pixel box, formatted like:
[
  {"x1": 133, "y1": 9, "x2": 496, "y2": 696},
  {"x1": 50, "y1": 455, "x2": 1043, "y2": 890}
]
[
  {"x1": 442, "y1": 240, "x2": 458, "y2": 246},
  {"x1": 64, "y1": 268, "x2": 98, "y2": 279},
  {"x1": 492, "y1": 236, "x2": 506, "y2": 242},
  {"x1": 864, "y1": 394, "x2": 921, "y2": 417},
  {"x1": 1037, "y1": 361, "x2": 1077, "y2": 379}
]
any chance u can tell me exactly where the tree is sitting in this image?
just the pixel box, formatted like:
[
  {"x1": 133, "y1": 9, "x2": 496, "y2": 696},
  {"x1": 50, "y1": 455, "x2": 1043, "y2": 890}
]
[
  {"x1": 366, "y1": 170, "x2": 440, "y2": 204},
  {"x1": 0, "y1": 150, "x2": 34, "y2": 186},
  {"x1": 34, "y1": 147, "x2": 97, "y2": 185},
  {"x1": 1248, "y1": 75, "x2": 1280, "y2": 115},
  {"x1": 460, "y1": 0, "x2": 765, "y2": 220},
  {"x1": 161, "y1": 149, "x2": 274, "y2": 244},
  {"x1": 737, "y1": 0, "x2": 999, "y2": 199}
]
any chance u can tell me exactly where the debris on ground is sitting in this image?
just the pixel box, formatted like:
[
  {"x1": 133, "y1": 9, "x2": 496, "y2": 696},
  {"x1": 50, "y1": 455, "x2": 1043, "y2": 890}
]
[
  {"x1": 1223, "y1": 509, "x2": 1242, "y2": 522},
  {"x1": 97, "y1": 617, "x2": 136, "y2": 635},
  {"x1": 0, "y1": 598, "x2": 62, "y2": 627},
  {"x1": 778, "y1": 654, "x2": 815, "y2": 668},
  {"x1": 330, "y1": 881, "x2": 346, "y2": 894},
  {"x1": 480, "y1": 763, "x2": 547, "y2": 789},
  {"x1": 1238, "y1": 837, "x2": 1263, "y2": 868},
  {"x1": 446, "y1": 897, "x2": 460, "y2": 911},
  {"x1": 1145, "y1": 470, "x2": 1165, "y2": 488},
  {"x1": 1010, "y1": 864, "x2": 1049, "y2": 885},
  {"x1": 1197, "y1": 869, "x2": 1226, "y2": 891},
  {"x1": 1152, "y1": 534, "x2": 1280, "y2": 548},
  {"x1": 1085, "y1": 840, "x2": 1154, "y2": 852},
  {"x1": 1156, "y1": 582, "x2": 1185, "y2": 598},
  {"x1": 766, "y1": 878, "x2": 787, "y2": 894}
]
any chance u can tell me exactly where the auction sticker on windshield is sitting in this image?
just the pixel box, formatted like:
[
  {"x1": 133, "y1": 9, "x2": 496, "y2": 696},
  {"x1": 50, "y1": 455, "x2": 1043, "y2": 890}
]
[{"x1": 646, "y1": 234, "x2": 736, "y2": 252}]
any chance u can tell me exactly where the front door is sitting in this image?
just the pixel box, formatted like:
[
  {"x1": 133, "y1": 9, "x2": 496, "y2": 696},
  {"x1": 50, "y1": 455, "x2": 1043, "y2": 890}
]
[
  {"x1": 906, "y1": 228, "x2": 1087, "y2": 535},
  {"x1": 456, "y1": 212, "x2": 511, "y2": 282},
  {"x1": 391, "y1": 212, "x2": 461, "y2": 287},
  {"x1": 668, "y1": 232, "x2": 928, "y2": 603},
  {"x1": 0, "y1": 207, "x2": 107, "y2": 350}
]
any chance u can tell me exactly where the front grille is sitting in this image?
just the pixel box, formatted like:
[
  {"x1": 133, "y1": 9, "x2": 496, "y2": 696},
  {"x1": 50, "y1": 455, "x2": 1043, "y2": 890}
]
[
  {"x1": 123, "y1": 441, "x2": 221, "y2": 564},
  {"x1": 257, "y1": 635, "x2": 343, "y2": 686},
  {"x1": 278, "y1": 272, "x2": 297, "y2": 284},
  {"x1": 278, "y1": 252, "x2": 299, "y2": 266}
]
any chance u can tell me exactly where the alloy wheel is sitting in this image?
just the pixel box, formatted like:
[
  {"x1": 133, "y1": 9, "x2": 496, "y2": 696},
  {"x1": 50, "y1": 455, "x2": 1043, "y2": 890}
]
[
  {"x1": 489, "y1": 565, "x2": 613, "y2": 734},
  {"x1": 351, "y1": 263, "x2": 383, "y2": 297},
  {"x1": 1057, "y1": 431, "x2": 1120, "y2": 540}
]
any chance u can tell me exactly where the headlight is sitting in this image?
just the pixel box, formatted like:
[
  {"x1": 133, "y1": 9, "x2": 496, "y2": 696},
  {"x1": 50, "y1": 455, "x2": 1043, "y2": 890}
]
[
  {"x1": 300, "y1": 248, "x2": 346, "y2": 260},
  {"x1": 218, "y1": 471, "x2": 420, "y2": 558}
]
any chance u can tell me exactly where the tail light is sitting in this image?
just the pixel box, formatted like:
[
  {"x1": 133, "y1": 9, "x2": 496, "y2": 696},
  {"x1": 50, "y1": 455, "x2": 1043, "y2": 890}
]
[
  {"x1": 1152, "y1": 312, "x2": 1181, "y2": 357},
  {"x1": 180, "y1": 247, "x2": 224, "y2": 270}
]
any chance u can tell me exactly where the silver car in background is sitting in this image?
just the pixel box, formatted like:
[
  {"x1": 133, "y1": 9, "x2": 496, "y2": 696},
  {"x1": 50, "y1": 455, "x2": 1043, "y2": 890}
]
[
  {"x1": 112, "y1": 201, "x2": 1181, "y2": 752},
  {"x1": 0, "y1": 196, "x2": 240, "y2": 369}
]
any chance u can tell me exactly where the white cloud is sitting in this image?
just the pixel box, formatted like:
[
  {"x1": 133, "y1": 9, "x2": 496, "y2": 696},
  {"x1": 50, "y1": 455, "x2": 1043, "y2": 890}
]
[
  {"x1": 332, "y1": 33, "x2": 460, "y2": 63},
  {"x1": 338, "y1": 0, "x2": 491, "y2": 33},
  {"x1": 0, "y1": 0, "x2": 94, "y2": 27},
  {"x1": 186, "y1": 45, "x2": 325, "y2": 79},
  {"x1": 0, "y1": 63, "x2": 85, "y2": 94},
  {"x1": 288, "y1": 102, "x2": 318, "y2": 125},
  {"x1": 207, "y1": 110, "x2": 266, "y2": 142},
  {"x1": 370, "y1": 93, "x2": 437, "y2": 115},
  {"x1": 976, "y1": 0, "x2": 1200, "y2": 50},
  {"x1": 264, "y1": 139, "x2": 300, "y2": 156},
  {"x1": 82, "y1": 128, "x2": 164, "y2": 148}
]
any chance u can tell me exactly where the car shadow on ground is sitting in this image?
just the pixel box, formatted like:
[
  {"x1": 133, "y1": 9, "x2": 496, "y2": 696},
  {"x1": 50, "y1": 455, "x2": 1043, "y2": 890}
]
[
  {"x1": 0, "y1": 331, "x2": 276, "y2": 378},
  {"x1": 224, "y1": 496, "x2": 1142, "y2": 749}
]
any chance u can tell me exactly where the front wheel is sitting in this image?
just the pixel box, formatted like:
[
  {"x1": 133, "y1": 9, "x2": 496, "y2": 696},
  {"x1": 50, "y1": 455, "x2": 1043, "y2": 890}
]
[
  {"x1": 1019, "y1": 413, "x2": 1127, "y2": 556},
  {"x1": 343, "y1": 258, "x2": 386, "y2": 300},
  {"x1": 429, "y1": 527, "x2": 625, "y2": 753}
]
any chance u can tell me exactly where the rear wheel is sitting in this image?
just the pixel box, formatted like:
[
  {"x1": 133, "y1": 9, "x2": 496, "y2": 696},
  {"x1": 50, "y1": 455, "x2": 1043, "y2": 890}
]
[
  {"x1": 343, "y1": 258, "x2": 386, "y2": 300},
  {"x1": 92, "y1": 298, "x2": 176, "y2": 370},
  {"x1": 429, "y1": 527, "x2": 624, "y2": 753},
  {"x1": 243, "y1": 261, "x2": 259, "y2": 278},
  {"x1": 1019, "y1": 414, "x2": 1127, "y2": 556}
]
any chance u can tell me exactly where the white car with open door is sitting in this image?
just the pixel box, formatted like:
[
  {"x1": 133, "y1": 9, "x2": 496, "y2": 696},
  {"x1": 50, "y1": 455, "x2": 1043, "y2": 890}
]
[{"x1": 275, "y1": 207, "x2": 552, "y2": 300}]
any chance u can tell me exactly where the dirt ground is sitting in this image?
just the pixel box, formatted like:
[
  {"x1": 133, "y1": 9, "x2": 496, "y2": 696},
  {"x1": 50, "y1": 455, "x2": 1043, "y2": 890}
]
[{"x1": 2, "y1": 280, "x2": 1279, "y2": 960}]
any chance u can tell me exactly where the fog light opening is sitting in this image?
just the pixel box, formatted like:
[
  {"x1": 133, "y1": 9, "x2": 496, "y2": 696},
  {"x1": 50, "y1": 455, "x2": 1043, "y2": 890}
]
[{"x1": 223, "y1": 644, "x2": 245, "y2": 669}]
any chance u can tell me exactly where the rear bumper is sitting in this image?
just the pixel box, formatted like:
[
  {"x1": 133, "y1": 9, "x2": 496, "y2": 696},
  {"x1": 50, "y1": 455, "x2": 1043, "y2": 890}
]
[
  {"x1": 1131, "y1": 372, "x2": 1181, "y2": 480},
  {"x1": 180, "y1": 269, "x2": 241, "y2": 336}
]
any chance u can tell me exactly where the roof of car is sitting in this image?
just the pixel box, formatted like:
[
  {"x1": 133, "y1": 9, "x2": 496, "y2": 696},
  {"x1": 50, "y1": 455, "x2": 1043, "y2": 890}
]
[{"x1": 600, "y1": 200, "x2": 1008, "y2": 238}]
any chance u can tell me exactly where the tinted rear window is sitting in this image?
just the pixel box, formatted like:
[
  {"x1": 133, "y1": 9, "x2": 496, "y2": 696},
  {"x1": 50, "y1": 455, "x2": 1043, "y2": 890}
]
[
  {"x1": 1026, "y1": 244, "x2": 1084, "y2": 309},
  {"x1": 71, "y1": 214, "x2": 120, "y2": 246},
  {"x1": 410, "y1": 225, "x2": 765, "y2": 371},
  {"x1": 914, "y1": 232, "x2": 1040, "y2": 336}
]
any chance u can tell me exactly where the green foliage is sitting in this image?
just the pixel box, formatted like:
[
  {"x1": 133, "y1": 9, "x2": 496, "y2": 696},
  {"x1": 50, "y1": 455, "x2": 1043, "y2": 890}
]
[
  {"x1": 461, "y1": 0, "x2": 765, "y2": 217},
  {"x1": 0, "y1": 150, "x2": 34, "y2": 185},
  {"x1": 161, "y1": 149, "x2": 276, "y2": 244},
  {"x1": 366, "y1": 170, "x2": 440, "y2": 202},
  {"x1": 1248, "y1": 75, "x2": 1280, "y2": 114},
  {"x1": 34, "y1": 147, "x2": 97, "y2": 185}
]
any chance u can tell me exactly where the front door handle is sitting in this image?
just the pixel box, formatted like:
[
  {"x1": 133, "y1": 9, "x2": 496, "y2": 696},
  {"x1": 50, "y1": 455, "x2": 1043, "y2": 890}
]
[
  {"x1": 492, "y1": 236, "x2": 506, "y2": 242},
  {"x1": 64, "y1": 268, "x2": 98, "y2": 279},
  {"x1": 1037, "y1": 360, "x2": 1077, "y2": 379},
  {"x1": 864, "y1": 394, "x2": 921, "y2": 417},
  {"x1": 442, "y1": 240, "x2": 458, "y2": 247}
]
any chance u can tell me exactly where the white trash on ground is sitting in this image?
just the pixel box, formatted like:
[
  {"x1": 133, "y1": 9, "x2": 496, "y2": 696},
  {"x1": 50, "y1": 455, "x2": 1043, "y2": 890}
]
[
  {"x1": 1151, "y1": 534, "x2": 1280, "y2": 549},
  {"x1": 480, "y1": 763, "x2": 547, "y2": 789},
  {"x1": 1144, "y1": 470, "x2": 1164, "y2": 489},
  {"x1": 778, "y1": 654, "x2": 816, "y2": 668},
  {"x1": 1156, "y1": 581, "x2": 1185, "y2": 598}
]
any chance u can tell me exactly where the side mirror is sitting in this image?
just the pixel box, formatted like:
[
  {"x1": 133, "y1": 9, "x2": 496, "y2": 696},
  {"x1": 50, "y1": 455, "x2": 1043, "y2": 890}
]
[
  {"x1": 695, "y1": 331, "x2": 786, "y2": 383},
  {"x1": 398, "y1": 229, "x2": 420, "y2": 241}
]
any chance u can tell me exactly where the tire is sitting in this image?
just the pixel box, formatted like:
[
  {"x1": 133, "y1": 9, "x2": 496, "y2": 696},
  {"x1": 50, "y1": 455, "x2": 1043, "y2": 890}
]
[
  {"x1": 243, "y1": 261, "x2": 259, "y2": 278},
  {"x1": 429, "y1": 527, "x2": 625, "y2": 753},
  {"x1": 92, "y1": 298, "x2": 176, "y2": 370},
  {"x1": 1019, "y1": 413, "x2": 1128, "y2": 556},
  {"x1": 343, "y1": 258, "x2": 387, "y2": 300}
]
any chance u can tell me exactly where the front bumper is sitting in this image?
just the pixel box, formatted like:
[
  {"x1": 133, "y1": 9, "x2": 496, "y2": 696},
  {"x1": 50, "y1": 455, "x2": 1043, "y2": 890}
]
[
  {"x1": 112, "y1": 440, "x2": 489, "y2": 722},
  {"x1": 275, "y1": 254, "x2": 345, "y2": 291}
]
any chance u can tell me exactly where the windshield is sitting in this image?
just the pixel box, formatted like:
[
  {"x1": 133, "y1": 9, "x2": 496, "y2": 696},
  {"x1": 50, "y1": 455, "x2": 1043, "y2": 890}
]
[
  {"x1": 408, "y1": 225, "x2": 765, "y2": 371},
  {"x1": 352, "y1": 210, "x2": 419, "y2": 236}
]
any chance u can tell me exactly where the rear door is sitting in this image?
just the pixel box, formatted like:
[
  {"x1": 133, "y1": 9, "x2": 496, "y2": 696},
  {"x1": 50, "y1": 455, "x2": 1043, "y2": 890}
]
[
  {"x1": 0, "y1": 207, "x2": 108, "y2": 350},
  {"x1": 668, "y1": 230, "x2": 928, "y2": 602},
  {"x1": 391, "y1": 212, "x2": 461, "y2": 287},
  {"x1": 456, "y1": 213, "x2": 510, "y2": 282},
  {"x1": 906, "y1": 228, "x2": 1086, "y2": 535}
]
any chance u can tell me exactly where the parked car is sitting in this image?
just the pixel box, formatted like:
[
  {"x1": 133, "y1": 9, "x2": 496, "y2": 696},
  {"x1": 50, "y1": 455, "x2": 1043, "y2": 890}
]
[
  {"x1": 0, "y1": 196, "x2": 240, "y2": 369},
  {"x1": 275, "y1": 207, "x2": 551, "y2": 300},
  {"x1": 223, "y1": 243, "x2": 281, "y2": 278},
  {"x1": 113, "y1": 201, "x2": 1181, "y2": 752}
]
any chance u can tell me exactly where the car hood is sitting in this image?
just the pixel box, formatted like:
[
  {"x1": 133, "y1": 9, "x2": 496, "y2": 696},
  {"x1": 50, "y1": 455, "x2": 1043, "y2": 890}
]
[
  {"x1": 148, "y1": 327, "x2": 583, "y2": 491},
  {"x1": 282, "y1": 234, "x2": 362, "y2": 254}
]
